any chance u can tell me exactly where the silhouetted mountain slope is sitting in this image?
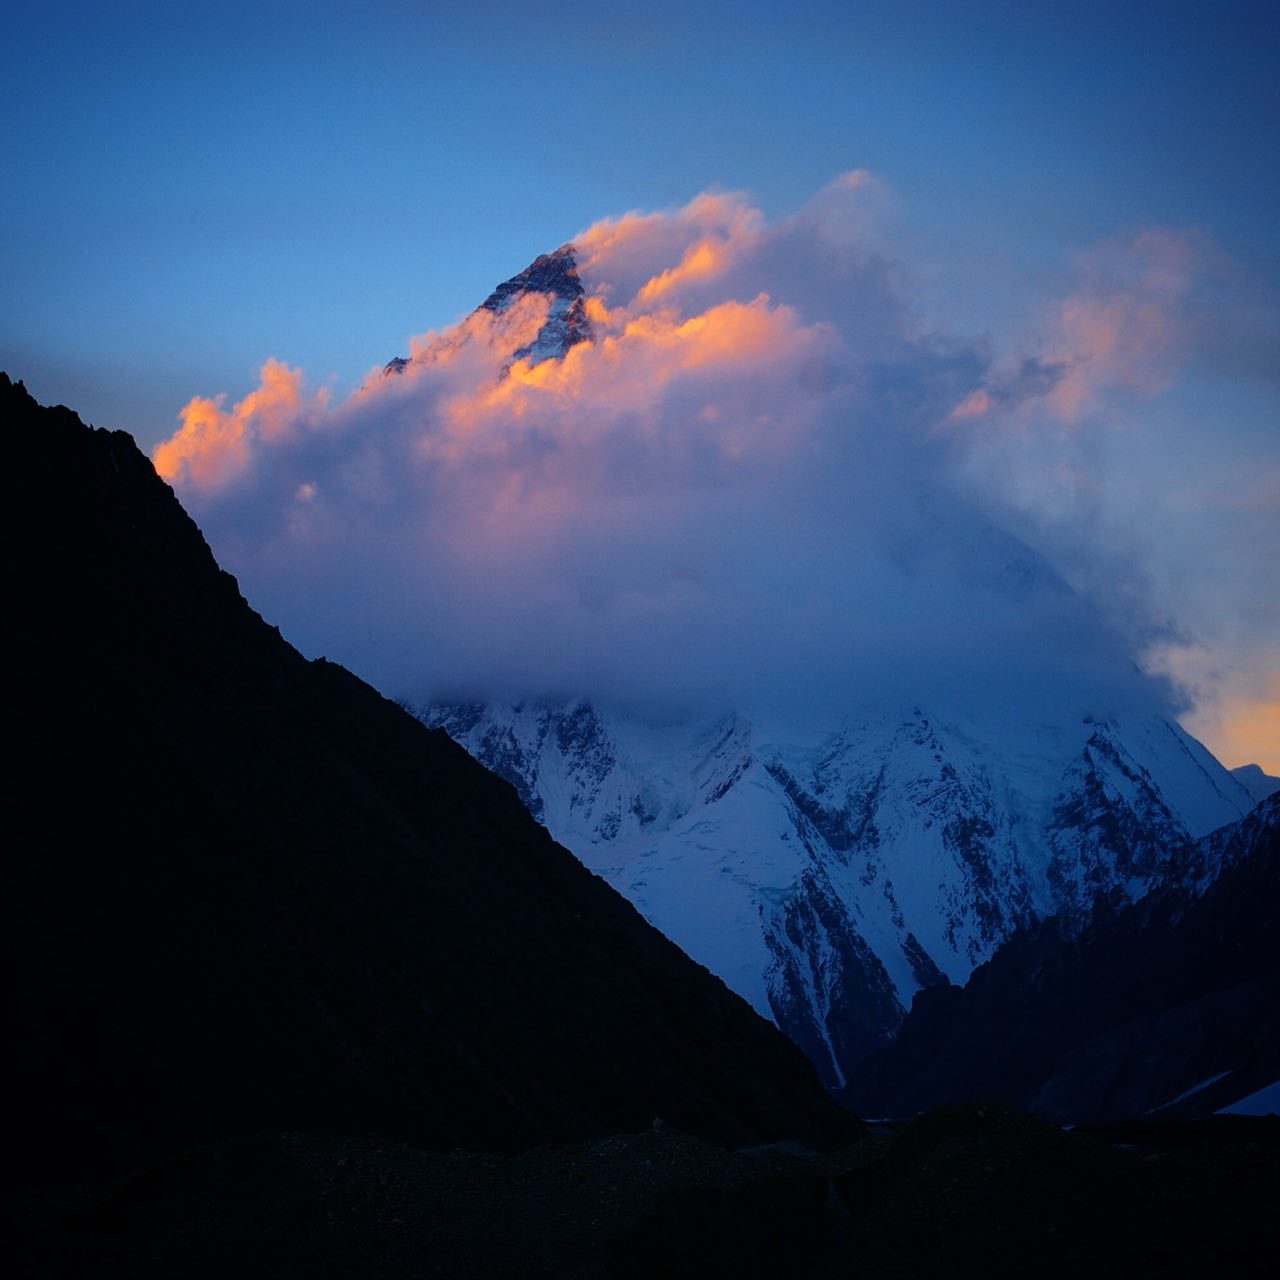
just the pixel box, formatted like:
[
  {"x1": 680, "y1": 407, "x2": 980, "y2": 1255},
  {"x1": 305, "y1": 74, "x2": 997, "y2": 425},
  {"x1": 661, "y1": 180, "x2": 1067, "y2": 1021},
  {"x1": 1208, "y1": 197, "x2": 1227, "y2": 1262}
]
[
  {"x1": 848, "y1": 795, "x2": 1279, "y2": 1120},
  {"x1": 1, "y1": 372, "x2": 857, "y2": 1179}
]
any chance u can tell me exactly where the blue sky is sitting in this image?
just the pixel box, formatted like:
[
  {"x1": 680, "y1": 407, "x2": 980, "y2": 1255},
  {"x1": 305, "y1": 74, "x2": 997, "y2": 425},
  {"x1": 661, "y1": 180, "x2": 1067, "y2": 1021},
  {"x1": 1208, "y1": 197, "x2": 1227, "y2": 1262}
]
[
  {"x1": 3, "y1": 0, "x2": 1277, "y2": 765},
  {"x1": 4, "y1": 1, "x2": 1275, "y2": 442}
]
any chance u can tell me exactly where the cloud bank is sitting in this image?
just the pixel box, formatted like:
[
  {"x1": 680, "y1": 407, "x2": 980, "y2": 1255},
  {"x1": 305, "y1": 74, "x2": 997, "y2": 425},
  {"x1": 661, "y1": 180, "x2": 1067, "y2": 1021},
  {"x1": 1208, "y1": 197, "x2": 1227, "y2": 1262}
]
[{"x1": 154, "y1": 175, "x2": 1277, "y2": 752}]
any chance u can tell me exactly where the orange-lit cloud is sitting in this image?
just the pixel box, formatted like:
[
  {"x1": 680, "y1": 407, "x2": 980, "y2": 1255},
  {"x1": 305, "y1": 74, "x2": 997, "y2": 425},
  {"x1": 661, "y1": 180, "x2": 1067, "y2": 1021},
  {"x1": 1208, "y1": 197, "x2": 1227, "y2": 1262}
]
[
  {"x1": 154, "y1": 357, "x2": 319, "y2": 488},
  {"x1": 576, "y1": 189, "x2": 763, "y2": 308},
  {"x1": 417, "y1": 292, "x2": 835, "y2": 541},
  {"x1": 946, "y1": 388, "x2": 992, "y2": 421},
  {"x1": 152, "y1": 392, "x2": 249, "y2": 489},
  {"x1": 635, "y1": 237, "x2": 735, "y2": 304},
  {"x1": 151, "y1": 179, "x2": 1277, "y2": 756}
]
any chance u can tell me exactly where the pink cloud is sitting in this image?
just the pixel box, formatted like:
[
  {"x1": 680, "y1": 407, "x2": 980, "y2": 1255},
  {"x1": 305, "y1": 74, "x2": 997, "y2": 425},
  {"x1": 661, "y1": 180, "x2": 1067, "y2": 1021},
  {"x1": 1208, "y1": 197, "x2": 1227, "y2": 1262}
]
[
  {"x1": 154, "y1": 357, "x2": 321, "y2": 488},
  {"x1": 576, "y1": 190, "x2": 763, "y2": 307},
  {"x1": 149, "y1": 181, "x2": 1274, "y2": 746},
  {"x1": 1044, "y1": 228, "x2": 1196, "y2": 422}
]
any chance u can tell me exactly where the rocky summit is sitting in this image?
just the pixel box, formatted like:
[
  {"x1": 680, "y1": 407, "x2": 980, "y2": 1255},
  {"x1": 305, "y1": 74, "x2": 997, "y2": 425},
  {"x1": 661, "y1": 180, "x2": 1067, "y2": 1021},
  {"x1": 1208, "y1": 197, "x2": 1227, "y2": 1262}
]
[{"x1": 384, "y1": 243, "x2": 592, "y2": 377}]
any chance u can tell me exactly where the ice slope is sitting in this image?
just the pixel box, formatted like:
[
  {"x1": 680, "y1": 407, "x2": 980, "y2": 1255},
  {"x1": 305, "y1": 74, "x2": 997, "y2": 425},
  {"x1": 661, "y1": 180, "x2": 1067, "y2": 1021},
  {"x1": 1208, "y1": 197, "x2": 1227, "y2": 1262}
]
[{"x1": 417, "y1": 699, "x2": 1254, "y2": 1087}]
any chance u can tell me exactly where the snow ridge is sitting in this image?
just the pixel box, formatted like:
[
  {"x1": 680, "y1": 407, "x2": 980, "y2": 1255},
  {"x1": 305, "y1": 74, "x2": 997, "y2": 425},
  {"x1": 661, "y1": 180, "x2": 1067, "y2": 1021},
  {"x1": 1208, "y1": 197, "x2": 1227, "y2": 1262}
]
[{"x1": 417, "y1": 699, "x2": 1253, "y2": 1087}]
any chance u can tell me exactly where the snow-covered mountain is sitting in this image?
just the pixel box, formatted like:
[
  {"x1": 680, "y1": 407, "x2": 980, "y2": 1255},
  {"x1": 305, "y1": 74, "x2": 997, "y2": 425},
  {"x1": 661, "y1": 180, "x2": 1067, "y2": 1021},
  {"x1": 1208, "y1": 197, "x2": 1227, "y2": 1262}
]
[
  {"x1": 413, "y1": 699, "x2": 1254, "y2": 1087},
  {"x1": 394, "y1": 242, "x2": 1258, "y2": 1088}
]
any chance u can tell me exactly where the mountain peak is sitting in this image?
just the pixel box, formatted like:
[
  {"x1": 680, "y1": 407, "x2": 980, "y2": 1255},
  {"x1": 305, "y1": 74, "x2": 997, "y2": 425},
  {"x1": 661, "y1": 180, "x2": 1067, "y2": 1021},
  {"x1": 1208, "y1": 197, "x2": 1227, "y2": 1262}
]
[
  {"x1": 384, "y1": 243, "x2": 592, "y2": 377},
  {"x1": 478, "y1": 243, "x2": 584, "y2": 314}
]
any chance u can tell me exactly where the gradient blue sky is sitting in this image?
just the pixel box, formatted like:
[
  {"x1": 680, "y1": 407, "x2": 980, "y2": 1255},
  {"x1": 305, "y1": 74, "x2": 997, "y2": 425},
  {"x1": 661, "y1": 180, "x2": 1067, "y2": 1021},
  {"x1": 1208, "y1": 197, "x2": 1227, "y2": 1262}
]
[
  {"x1": 4, "y1": 0, "x2": 1275, "y2": 442},
  {"x1": 3, "y1": 0, "x2": 1277, "y2": 765}
]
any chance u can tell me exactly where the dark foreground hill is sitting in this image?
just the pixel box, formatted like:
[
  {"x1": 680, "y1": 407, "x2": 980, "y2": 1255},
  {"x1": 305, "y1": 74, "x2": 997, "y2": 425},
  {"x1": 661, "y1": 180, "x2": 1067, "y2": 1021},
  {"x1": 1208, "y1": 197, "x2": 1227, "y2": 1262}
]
[
  {"x1": 2, "y1": 370, "x2": 857, "y2": 1177},
  {"x1": 5, "y1": 372, "x2": 1277, "y2": 1278},
  {"x1": 7, "y1": 1104, "x2": 1279, "y2": 1278}
]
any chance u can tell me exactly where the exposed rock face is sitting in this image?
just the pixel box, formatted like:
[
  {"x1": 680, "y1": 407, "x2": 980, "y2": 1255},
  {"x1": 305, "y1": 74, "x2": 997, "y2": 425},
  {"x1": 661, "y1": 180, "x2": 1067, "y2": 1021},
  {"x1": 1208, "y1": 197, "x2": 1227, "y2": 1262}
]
[
  {"x1": 846, "y1": 794, "x2": 1280, "y2": 1121},
  {"x1": 479, "y1": 244, "x2": 593, "y2": 365},
  {"x1": 1, "y1": 372, "x2": 858, "y2": 1179},
  {"x1": 382, "y1": 244, "x2": 592, "y2": 376},
  {"x1": 417, "y1": 699, "x2": 1253, "y2": 1088}
]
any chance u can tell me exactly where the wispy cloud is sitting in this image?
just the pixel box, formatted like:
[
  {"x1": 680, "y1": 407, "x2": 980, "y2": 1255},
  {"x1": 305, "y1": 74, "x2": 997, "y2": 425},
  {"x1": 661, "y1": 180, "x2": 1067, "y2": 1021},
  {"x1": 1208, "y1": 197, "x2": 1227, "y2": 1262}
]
[
  {"x1": 155, "y1": 357, "x2": 324, "y2": 488},
  {"x1": 152, "y1": 176, "x2": 1277, "y2": 756}
]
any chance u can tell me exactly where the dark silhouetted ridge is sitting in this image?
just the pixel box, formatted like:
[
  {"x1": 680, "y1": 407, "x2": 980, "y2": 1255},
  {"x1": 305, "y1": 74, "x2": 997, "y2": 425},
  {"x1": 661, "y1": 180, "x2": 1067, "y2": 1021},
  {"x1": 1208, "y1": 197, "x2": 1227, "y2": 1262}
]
[
  {"x1": 847, "y1": 794, "x2": 1279, "y2": 1121},
  {"x1": 1, "y1": 372, "x2": 856, "y2": 1180}
]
